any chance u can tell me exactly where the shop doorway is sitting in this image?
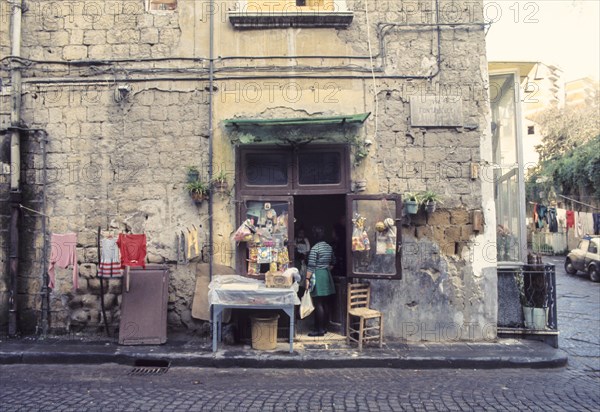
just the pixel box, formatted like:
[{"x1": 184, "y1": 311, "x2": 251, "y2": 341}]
[{"x1": 293, "y1": 194, "x2": 347, "y2": 332}]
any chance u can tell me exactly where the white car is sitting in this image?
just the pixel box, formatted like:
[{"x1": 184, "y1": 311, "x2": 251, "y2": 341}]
[{"x1": 565, "y1": 236, "x2": 600, "y2": 282}]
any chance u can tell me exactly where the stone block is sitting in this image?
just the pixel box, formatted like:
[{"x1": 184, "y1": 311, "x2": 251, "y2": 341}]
[
  {"x1": 87, "y1": 278, "x2": 103, "y2": 293},
  {"x1": 63, "y1": 45, "x2": 87, "y2": 60},
  {"x1": 130, "y1": 43, "x2": 151, "y2": 57},
  {"x1": 103, "y1": 293, "x2": 117, "y2": 310},
  {"x1": 84, "y1": 247, "x2": 98, "y2": 263},
  {"x1": 416, "y1": 225, "x2": 433, "y2": 239},
  {"x1": 79, "y1": 263, "x2": 97, "y2": 279},
  {"x1": 111, "y1": 44, "x2": 130, "y2": 57},
  {"x1": 70, "y1": 29, "x2": 84, "y2": 44},
  {"x1": 154, "y1": 14, "x2": 173, "y2": 28},
  {"x1": 50, "y1": 31, "x2": 70, "y2": 46},
  {"x1": 50, "y1": 310, "x2": 70, "y2": 327},
  {"x1": 70, "y1": 308, "x2": 89, "y2": 324},
  {"x1": 141, "y1": 28, "x2": 159, "y2": 44},
  {"x1": 444, "y1": 226, "x2": 461, "y2": 243},
  {"x1": 87, "y1": 44, "x2": 112, "y2": 59},
  {"x1": 405, "y1": 147, "x2": 424, "y2": 162},
  {"x1": 137, "y1": 14, "x2": 154, "y2": 28},
  {"x1": 107, "y1": 29, "x2": 140, "y2": 44},
  {"x1": 88, "y1": 309, "x2": 101, "y2": 324},
  {"x1": 445, "y1": 148, "x2": 472, "y2": 162},
  {"x1": 460, "y1": 225, "x2": 473, "y2": 241},
  {"x1": 426, "y1": 210, "x2": 450, "y2": 225},
  {"x1": 83, "y1": 30, "x2": 106, "y2": 45},
  {"x1": 66, "y1": 123, "x2": 81, "y2": 138},
  {"x1": 450, "y1": 209, "x2": 470, "y2": 225}
]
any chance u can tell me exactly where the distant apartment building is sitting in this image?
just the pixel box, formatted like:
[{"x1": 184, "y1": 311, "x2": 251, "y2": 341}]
[
  {"x1": 488, "y1": 62, "x2": 564, "y2": 167},
  {"x1": 565, "y1": 77, "x2": 600, "y2": 108}
]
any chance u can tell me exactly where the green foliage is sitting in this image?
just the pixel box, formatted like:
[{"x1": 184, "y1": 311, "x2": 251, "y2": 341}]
[
  {"x1": 418, "y1": 190, "x2": 443, "y2": 205},
  {"x1": 186, "y1": 180, "x2": 210, "y2": 195},
  {"x1": 527, "y1": 136, "x2": 600, "y2": 200},
  {"x1": 403, "y1": 192, "x2": 420, "y2": 203},
  {"x1": 533, "y1": 102, "x2": 599, "y2": 162},
  {"x1": 212, "y1": 170, "x2": 229, "y2": 184}
]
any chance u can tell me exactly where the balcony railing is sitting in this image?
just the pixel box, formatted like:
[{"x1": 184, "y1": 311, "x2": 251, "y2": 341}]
[{"x1": 497, "y1": 263, "x2": 558, "y2": 347}]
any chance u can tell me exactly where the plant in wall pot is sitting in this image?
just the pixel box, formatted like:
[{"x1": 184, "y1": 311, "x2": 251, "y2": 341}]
[
  {"x1": 186, "y1": 180, "x2": 210, "y2": 205},
  {"x1": 211, "y1": 170, "x2": 229, "y2": 193},
  {"x1": 403, "y1": 192, "x2": 420, "y2": 215},
  {"x1": 419, "y1": 190, "x2": 443, "y2": 214},
  {"x1": 186, "y1": 166, "x2": 200, "y2": 183}
]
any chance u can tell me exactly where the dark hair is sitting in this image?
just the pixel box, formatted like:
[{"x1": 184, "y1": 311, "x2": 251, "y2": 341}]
[{"x1": 312, "y1": 226, "x2": 325, "y2": 241}]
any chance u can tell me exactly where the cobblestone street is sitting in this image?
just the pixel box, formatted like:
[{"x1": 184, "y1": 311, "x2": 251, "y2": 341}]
[{"x1": 1, "y1": 257, "x2": 598, "y2": 411}]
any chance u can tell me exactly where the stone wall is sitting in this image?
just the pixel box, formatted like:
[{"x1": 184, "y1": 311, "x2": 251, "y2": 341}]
[{"x1": 0, "y1": 0, "x2": 497, "y2": 340}]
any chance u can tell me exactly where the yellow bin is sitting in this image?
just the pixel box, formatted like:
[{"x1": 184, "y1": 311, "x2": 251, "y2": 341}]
[{"x1": 250, "y1": 314, "x2": 279, "y2": 350}]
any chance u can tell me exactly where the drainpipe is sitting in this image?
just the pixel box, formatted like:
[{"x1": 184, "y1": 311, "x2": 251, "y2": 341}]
[
  {"x1": 8, "y1": 0, "x2": 23, "y2": 337},
  {"x1": 208, "y1": 0, "x2": 214, "y2": 282},
  {"x1": 40, "y1": 132, "x2": 49, "y2": 336}
]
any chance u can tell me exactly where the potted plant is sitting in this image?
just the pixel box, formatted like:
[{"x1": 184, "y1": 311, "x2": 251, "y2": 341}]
[
  {"x1": 419, "y1": 190, "x2": 443, "y2": 214},
  {"x1": 186, "y1": 180, "x2": 209, "y2": 204},
  {"x1": 186, "y1": 166, "x2": 200, "y2": 183},
  {"x1": 403, "y1": 192, "x2": 420, "y2": 215},
  {"x1": 211, "y1": 170, "x2": 229, "y2": 193},
  {"x1": 515, "y1": 267, "x2": 548, "y2": 330}
]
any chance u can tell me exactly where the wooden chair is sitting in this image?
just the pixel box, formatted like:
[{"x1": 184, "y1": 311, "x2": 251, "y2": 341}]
[{"x1": 346, "y1": 282, "x2": 383, "y2": 350}]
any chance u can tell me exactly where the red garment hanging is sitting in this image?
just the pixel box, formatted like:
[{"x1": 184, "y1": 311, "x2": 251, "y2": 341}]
[
  {"x1": 117, "y1": 233, "x2": 147, "y2": 268},
  {"x1": 565, "y1": 210, "x2": 575, "y2": 229}
]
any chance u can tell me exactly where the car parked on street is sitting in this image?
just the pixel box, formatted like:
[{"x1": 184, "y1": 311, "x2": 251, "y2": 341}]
[{"x1": 565, "y1": 235, "x2": 600, "y2": 282}]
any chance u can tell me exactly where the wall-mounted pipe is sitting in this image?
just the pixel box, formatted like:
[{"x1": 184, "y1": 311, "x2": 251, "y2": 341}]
[
  {"x1": 208, "y1": 0, "x2": 215, "y2": 283},
  {"x1": 8, "y1": 0, "x2": 23, "y2": 337}
]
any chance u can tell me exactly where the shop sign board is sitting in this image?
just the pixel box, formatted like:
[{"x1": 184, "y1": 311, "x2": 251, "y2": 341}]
[{"x1": 409, "y1": 96, "x2": 463, "y2": 127}]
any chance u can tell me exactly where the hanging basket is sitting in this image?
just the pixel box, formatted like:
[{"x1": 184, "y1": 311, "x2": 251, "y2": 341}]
[
  {"x1": 190, "y1": 192, "x2": 208, "y2": 205},
  {"x1": 212, "y1": 181, "x2": 229, "y2": 193}
]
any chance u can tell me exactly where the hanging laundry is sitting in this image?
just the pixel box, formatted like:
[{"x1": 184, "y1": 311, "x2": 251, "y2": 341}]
[
  {"x1": 117, "y1": 233, "x2": 147, "y2": 268},
  {"x1": 548, "y1": 208, "x2": 558, "y2": 233},
  {"x1": 98, "y1": 237, "x2": 122, "y2": 278},
  {"x1": 187, "y1": 227, "x2": 200, "y2": 260},
  {"x1": 576, "y1": 212, "x2": 584, "y2": 238},
  {"x1": 537, "y1": 204, "x2": 547, "y2": 229},
  {"x1": 584, "y1": 212, "x2": 594, "y2": 236},
  {"x1": 556, "y1": 208, "x2": 566, "y2": 230},
  {"x1": 565, "y1": 210, "x2": 575, "y2": 229},
  {"x1": 594, "y1": 213, "x2": 600, "y2": 235},
  {"x1": 48, "y1": 233, "x2": 78, "y2": 291},
  {"x1": 177, "y1": 232, "x2": 188, "y2": 264},
  {"x1": 533, "y1": 203, "x2": 539, "y2": 229}
]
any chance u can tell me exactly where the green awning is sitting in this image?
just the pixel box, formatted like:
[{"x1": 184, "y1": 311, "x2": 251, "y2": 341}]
[{"x1": 223, "y1": 113, "x2": 371, "y2": 128}]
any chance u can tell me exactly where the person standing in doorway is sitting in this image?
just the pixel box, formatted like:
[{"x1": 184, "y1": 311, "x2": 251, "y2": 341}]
[{"x1": 305, "y1": 226, "x2": 336, "y2": 337}]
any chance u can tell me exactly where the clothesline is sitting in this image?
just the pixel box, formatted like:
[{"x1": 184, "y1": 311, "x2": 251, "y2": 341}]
[
  {"x1": 557, "y1": 194, "x2": 599, "y2": 211},
  {"x1": 19, "y1": 204, "x2": 48, "y2": 216}
]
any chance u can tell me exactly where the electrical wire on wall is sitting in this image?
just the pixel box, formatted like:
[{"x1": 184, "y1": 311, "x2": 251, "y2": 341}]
[{"x1": 364, "y1": 4, "x2": 379, "y2": 141}]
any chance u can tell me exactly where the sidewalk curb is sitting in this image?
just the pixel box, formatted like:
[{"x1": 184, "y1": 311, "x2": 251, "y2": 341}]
[{"x1": 0, "y1": 346, "x2": 569, "y2": 369}]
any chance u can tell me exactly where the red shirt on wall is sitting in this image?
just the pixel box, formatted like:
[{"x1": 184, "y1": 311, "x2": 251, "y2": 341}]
[{"x1": 117, "y1": 234, "x2": 147, "y2": 268}]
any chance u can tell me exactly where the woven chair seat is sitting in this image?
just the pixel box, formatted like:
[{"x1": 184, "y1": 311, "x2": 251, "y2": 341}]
[{"x1": 348, "y1": 307, "x2": 381, "y2": 319}]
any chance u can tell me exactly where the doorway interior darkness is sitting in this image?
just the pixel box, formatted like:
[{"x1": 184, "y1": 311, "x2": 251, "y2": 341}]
[{"x1": 294, "y1": 194, "x2": 347, "y2": 328}]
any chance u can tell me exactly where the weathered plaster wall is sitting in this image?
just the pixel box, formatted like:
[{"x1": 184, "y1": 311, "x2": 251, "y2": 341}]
[{"x1": 1, "y1": 0, "x2": 497, "y2": 340}]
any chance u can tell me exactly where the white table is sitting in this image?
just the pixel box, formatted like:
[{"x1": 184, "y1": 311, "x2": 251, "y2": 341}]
[{"x1": 209, "y1": 276, "x2": 298, "y2": 353}]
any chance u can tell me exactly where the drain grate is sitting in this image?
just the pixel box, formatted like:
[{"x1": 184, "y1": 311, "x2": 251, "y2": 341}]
[{"x1": 128, "y1": 359, "x2": 170, "y2": 376}]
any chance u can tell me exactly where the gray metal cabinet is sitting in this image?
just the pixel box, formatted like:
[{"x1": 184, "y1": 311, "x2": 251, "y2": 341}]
[{"x1": 119, "y1": 265, "x2": 169, "y2": 345}]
